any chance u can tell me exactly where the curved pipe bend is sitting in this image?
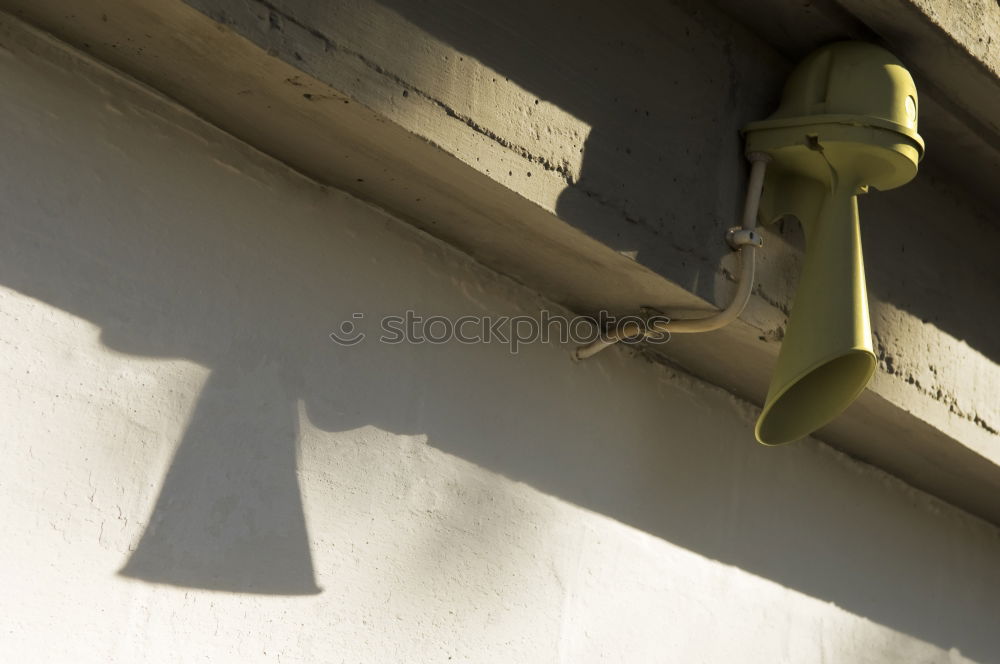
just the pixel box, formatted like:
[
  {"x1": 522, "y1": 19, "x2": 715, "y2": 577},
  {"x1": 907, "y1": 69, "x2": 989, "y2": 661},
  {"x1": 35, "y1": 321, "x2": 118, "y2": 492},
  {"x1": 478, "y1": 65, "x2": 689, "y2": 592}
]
[{"x1": 574, "y1": 153, "x2": 771, "y2": 361}]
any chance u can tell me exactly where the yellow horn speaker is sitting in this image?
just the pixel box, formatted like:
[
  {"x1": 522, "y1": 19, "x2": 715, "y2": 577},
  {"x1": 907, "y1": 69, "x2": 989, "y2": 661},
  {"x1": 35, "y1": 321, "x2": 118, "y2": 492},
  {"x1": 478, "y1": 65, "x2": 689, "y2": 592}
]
[{"x1": 744, "y1": 42, "x2": 924, "y2": 445}]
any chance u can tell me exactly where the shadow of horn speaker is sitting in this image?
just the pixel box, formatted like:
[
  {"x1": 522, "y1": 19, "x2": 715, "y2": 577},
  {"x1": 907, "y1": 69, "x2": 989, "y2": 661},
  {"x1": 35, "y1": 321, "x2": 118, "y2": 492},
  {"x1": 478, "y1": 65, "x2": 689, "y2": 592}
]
[{"x1": 743, "y1": 42, "x2": 924, "y2": 445}]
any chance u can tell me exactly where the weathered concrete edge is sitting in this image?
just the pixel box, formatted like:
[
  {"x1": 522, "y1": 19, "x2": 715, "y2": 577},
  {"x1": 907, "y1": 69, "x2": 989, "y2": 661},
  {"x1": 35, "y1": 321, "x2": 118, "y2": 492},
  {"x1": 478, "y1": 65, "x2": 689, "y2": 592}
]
[
  {"x1": 835, "y1": 0, "x2": 1000, "y2": 143},
  {"x1": 2, "y1": 1, "x2": 999, "y2": 524}
]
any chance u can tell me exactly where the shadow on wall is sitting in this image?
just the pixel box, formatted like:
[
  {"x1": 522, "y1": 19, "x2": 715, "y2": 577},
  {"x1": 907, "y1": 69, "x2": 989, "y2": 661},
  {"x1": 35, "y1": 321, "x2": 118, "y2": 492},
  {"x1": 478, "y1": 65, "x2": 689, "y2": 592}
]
[
  {"x1": 379, "y1": 0, "x2": 774, "y2": 305},
  {"x1": 2, "y1": 3, "x2": 999, "y2": 661},
  {"x1": 119, "y1": 363, "x2": 319, "y2": 594},
  {"x1": 365, "y1": 0, "x2": 1000, "y2": 361}
]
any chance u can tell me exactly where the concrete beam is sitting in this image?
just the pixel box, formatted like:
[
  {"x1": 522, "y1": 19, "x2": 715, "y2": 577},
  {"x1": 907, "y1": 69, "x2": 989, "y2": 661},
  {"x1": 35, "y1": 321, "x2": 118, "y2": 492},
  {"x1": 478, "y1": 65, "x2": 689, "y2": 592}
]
[{"x1": 2, "y1": 0, "x2": 998, "y2": 524}]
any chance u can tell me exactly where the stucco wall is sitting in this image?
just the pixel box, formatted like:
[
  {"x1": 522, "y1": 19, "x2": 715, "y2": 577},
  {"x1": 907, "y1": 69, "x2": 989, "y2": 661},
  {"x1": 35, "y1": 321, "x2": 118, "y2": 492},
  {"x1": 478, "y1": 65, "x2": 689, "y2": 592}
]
[
  {"x1": 1, "y1": 17, "x2": 998, "y2": 664},
  {"x1": 6, "y1": 0, "x2": 997, "y2": 522}
]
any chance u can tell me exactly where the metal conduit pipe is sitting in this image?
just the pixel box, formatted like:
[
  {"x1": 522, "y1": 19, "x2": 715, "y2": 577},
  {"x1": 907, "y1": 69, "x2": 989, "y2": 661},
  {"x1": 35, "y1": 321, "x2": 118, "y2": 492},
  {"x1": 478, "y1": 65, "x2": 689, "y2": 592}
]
[{"x1": 573, "y1": 152, "x2": 771, "y2": 361}]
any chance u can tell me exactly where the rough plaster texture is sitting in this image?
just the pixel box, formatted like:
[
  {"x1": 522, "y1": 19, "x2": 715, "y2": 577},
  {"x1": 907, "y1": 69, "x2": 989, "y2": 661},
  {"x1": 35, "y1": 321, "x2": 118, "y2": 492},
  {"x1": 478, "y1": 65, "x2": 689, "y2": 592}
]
[
  {"x1": 4, "y1": 1, "x2": 1000, "y2": 522},
  {"x1": 3, "y1": 16, "x2": 1000, "y2": 664}
]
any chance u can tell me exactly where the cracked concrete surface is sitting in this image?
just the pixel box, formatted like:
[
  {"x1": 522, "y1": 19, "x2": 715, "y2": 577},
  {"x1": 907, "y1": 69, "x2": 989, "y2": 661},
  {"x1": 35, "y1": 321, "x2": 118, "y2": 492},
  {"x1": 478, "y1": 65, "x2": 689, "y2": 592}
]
[{"x1": 2, "y1": 0, "x2": 998, "y2": 525}]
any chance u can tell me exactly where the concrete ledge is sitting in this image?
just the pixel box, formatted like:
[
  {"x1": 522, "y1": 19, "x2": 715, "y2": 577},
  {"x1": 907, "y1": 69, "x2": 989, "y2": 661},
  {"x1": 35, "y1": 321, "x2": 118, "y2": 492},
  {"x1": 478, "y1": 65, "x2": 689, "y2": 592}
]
[{"x1": 3, "y1": 0, "x2": 999, "y2": 524}]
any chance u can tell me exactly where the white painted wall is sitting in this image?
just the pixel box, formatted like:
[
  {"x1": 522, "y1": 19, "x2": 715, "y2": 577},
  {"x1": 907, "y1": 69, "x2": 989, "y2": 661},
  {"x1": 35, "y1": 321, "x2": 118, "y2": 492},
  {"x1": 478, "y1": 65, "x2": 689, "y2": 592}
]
[{"x1": 1, "y1": 19, "x2": 998, "y2": 664}]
